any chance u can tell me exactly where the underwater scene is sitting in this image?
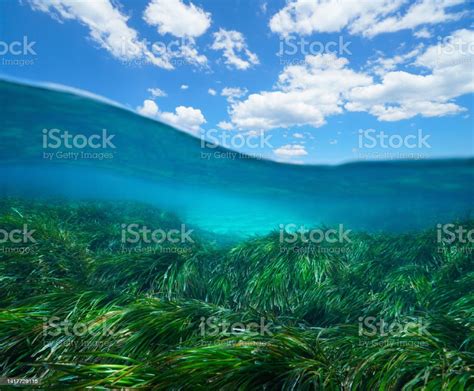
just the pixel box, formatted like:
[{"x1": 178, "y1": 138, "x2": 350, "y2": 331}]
[
  {"x1": 1, "y1": 0, "x2": 474, "y2": 389},
  {"x1": 1, "y1": 79, "x2": 473, "y2": 389}
]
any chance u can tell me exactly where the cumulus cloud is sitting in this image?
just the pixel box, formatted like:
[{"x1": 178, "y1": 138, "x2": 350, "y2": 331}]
[
  {"x1": 137, "y1": 99, "x2": 160, "y2": 117},
  {"x1": 181, "y1": 84, "x2": 189, "y2": 90},
  {"x1": 27, "y1": 0, "x2": 174, "y2": 69},
  {"x1": 143, "y1": 0, "x2": 211, "y2": 38},
  {"x1": 269, "y1": 0, "x2": 465, "y2": 38},
  {"x1": 161, "y1": 106, "x2": 206, "y2": 134},
  {"x1": 211, "y1": 29, "x2": 259, "y2": 70},
  {"x1": 208, "y1": 88, "x2": 217, "y2": 96},
  {"x1": 346, "y1": 29, "x2": 474, "y2": 120},
  {"x1": 273, "y1": 144, "x2": 308, "y2": 157},
  {"x1": 229, "y1": 54, "x2": 372, "y2": 130},
  {"x1": 223, "y1": 30, "x2": 473, "y2": 129},
  {"x1": 137, "y1": 100, "x2": 206, "y2": 135},
  {"x1": 142, "y1": 0, "x2": 211, "y2": 67},
  {"x1": 414, "y1": 29, "x2": 473, "y2": 70}
]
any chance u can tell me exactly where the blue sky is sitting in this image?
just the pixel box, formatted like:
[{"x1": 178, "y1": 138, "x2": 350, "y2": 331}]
[{"x1": 0, "y1": 0, "x2": 473, "y2": 164}]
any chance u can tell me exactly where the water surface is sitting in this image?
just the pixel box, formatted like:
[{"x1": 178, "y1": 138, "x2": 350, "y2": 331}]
[{"x1": 1, "y1": 79, "x2": 472, "y2": 236}]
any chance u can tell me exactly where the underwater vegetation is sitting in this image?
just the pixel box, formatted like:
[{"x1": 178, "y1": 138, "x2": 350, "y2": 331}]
[{"x1": 0, "y1": 198, "x2": 473, "y2": 390}]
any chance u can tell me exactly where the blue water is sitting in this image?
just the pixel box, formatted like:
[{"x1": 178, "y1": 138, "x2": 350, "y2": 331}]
[{"x1": 0, "y1": 79, "x2": 473, "y2": 237}]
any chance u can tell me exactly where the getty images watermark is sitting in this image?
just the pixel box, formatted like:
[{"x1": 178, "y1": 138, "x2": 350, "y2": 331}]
[
  {"x1": 354, "y1": 128, "x2": 431, "y2": 160},
  {"x1": 42, "y1": 128, "x2": 116, "y2": 161},
  {"x1": 0, "y1": 36, "x2": 36, "y2": 67}
]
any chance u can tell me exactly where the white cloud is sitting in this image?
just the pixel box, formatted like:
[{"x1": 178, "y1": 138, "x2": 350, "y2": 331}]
[
  {"x1": 414, "y1": 27, "x2": 432, "y2": 39},
  {"x1": 221, "y1": 87, "x2": 248, "y2": 102},
  {"x1": 143, "y1": 0, "x2": 211, "y2": 38},
  {"x1": 368, "y1": 46, "x2": 423, "y2": 76},
  {"x1": 137, "y1": 99, "x2": 160, "y2": 117},
  {"x1": 414, "y1": 29, "x2": 473, "y2": 70},
  {"x1": 363, "y1": 0, "x2": 465, "y2": 37},
  {"x1": 269, "y1": 0, "x2": 400, "y2": 36},
  {"x1": 143, "y1": 0, "x2": 210, "y2": 67},
  {"x1": 217, "y1": 121, "x2": 234, "y2": 130},
  {"x1": 274, "y1": 144, "x2": 308, "y2": 157},
  {"x1": 148, "y1": 87, "x2": 167, "y2": 98},
  {"x1": 137, "y1": 100, "x2": 206, "y2": 135},
  {"x1": 208, "y1": 88, "x2": 217, "y2": 96},
  {"x1": 28, "y1": 0, "x2": 174, "y2": 69},
  {"x1": 173, "y1": 41, "x2": 208, "y2": 67},
  {"x1": 181, "y1": 84, "x2": 189, "y2": 90},
  {"x1": 293, "y1": 132, "x2": 304, "y2": 138},
  {"x1": 346, "y1": 29, "x2": 474, "y2": 120},
  {"x1": 223, "y1": 30, "x2": 473, "y2": 129},
  {"x1": 229, "y1": 54, "x2": 372, "y2": 130},
  {"x1": 161, "y1": 106, "x2": 206, "y2": 134},
  {"x1": 269, "y1": 0, "x2": 465, "y2": 38},
  {"x1": 211, "y1": 29, "x2": 259, "y2": 70}
]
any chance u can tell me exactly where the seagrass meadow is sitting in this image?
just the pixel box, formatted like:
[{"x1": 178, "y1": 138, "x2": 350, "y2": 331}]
[
  {"x1": 0, "y1": 198, "x2": 472, "y2": 390},
  {"x1": 1, "y1": 80, "x2": 473, "y2": 390}
]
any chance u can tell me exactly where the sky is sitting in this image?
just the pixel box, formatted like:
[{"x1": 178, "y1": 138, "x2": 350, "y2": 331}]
[{"x1": 0, "y1": 0, "x2": 473, "y2": 164}]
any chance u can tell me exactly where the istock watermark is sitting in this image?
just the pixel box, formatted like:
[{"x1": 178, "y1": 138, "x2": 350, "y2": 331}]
[
  {"x1": 358, "y1": 317, "x2": 429, "y2": 337},
  {"x1": 358, "y1": 129, "x2": 431, "y2": 149},
  {"x1": 119, "y1": 223, "x2": 194, "y2": 254},
  {"x1": 200, "y1": 129, "x2": 272, "y2": 160},
  {"x1": 436, "y1": 223, "x2": 474, "y2": 255},
  {"x1": 0, "y1": 225, "x2": 36, "y2": 255},
  {"x1": 278, "y1": 224, "x2": 352, "y2": 255},
  {"x1": 42, "y1": 128, "x2": 116, "y2": 161},
  {"x1": 0, "y1": 36, "x2": 36, "y2": 67},
  {"x1": 436, "y1": 34, "x2": 474, "y2": 56},
  {"x1": 278, "y1": 35, "x2": 352, "y2": 65},
  {"x1": 43, "y1": 316, "x2": 114, "y2": 337},
  {"x1": 121, "y1": 224, "x2": 194, "y2": 244},
  {"x1": 279, "y1": 224, "x2": 352, "y2": 244},
  {"x1": 199, "y1": 317, "x2": 273, "y2": 337},
  {"x1": 119, "y1": 36, "x2": 199, "y2": 68},
  {"x1": 358, "y1": 316, "x2": 430, "y2": 347},
  {"x1": 354, "y1": 128, "x2": 431, "y2": 160},
  {"x1": 0, "y1": 225, "x2": 36, "y2": 244},
  {"x1": 437, "y1": 223, "x2": 474, "y2": 244}
]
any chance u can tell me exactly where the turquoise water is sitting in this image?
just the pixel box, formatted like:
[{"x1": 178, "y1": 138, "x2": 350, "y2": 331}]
[{"x1": 0, "y1": 79, "x2": 473, "y2": 237}]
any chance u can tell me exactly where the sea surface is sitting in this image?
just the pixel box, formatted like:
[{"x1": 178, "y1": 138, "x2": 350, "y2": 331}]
[{"x1": 0, "y1": 79, "x2": 473, "y2": 238}]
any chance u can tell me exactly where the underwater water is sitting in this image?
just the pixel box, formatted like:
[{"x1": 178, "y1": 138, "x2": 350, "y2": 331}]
[
  {"x1": 0, "y1": 79, "x2": 473, "y2": 236},
  {"x1": 0, "y1": 79, "x2": 473, "y2": 389}
]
